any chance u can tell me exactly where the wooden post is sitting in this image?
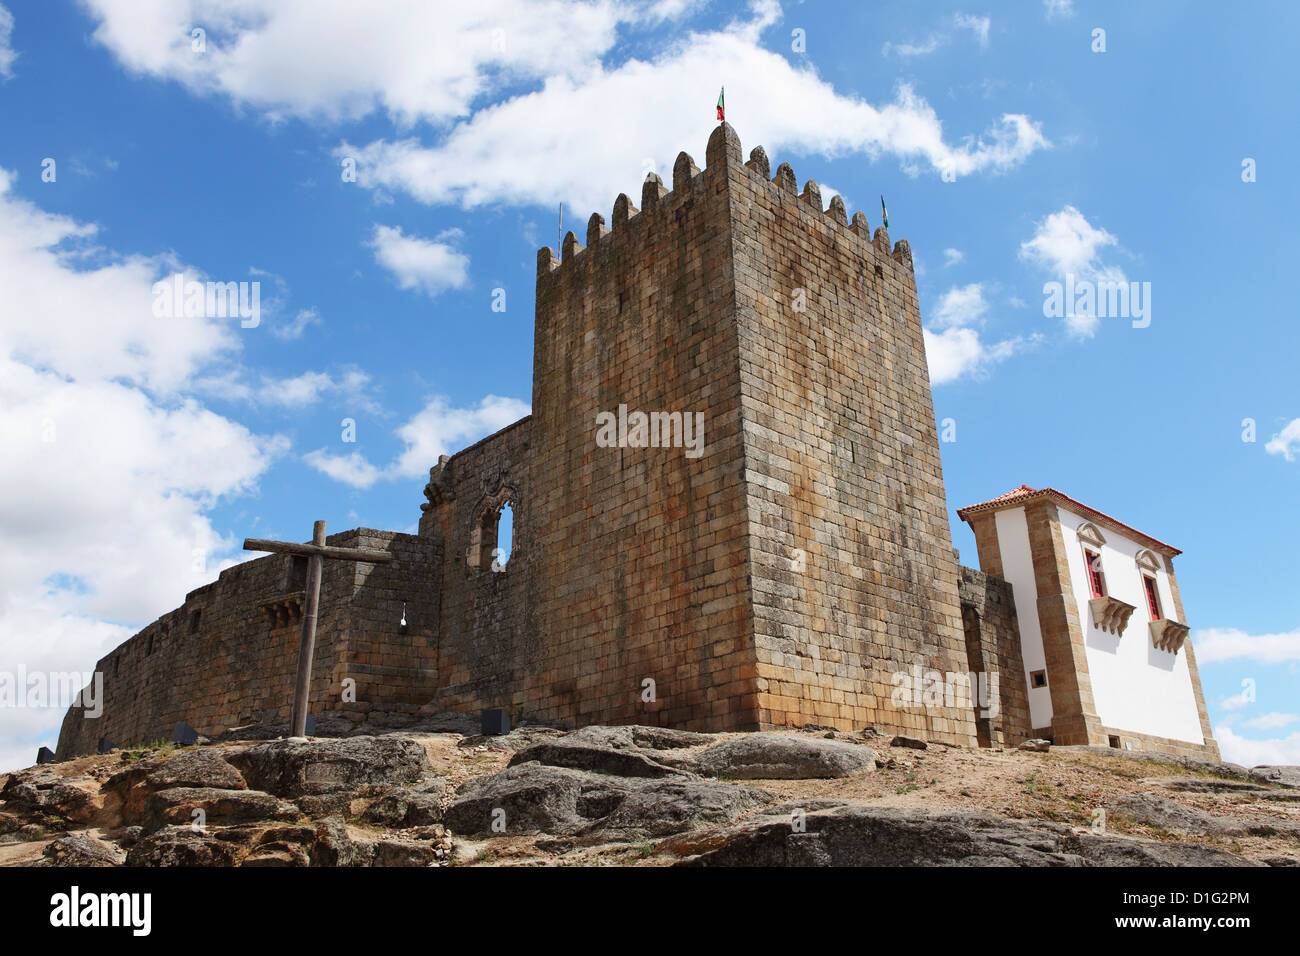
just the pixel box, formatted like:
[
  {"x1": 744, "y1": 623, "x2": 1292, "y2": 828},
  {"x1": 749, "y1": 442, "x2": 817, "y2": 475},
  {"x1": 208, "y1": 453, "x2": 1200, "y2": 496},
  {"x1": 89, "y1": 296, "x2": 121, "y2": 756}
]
[
  {"x1": 243, "y1": 521, "x2": 393, "y2": 738},
  {"x1": 290, "y1": 520, "x2": 326, "y2": 737}
]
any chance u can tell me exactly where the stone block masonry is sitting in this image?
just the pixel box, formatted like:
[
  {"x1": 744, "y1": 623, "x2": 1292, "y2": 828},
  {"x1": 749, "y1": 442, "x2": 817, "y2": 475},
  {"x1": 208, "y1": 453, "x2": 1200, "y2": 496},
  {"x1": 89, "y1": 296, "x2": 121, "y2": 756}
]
[
  {"x1": 60, "y1": 122, "x2": 1031, "y2": 757},
  {"x1": 719, "y1": 124, "x2": 975, "y2": 744},
  {"x1": 417, "y1": 123, "x2": 981, "y2": 744},
  {"x1": 57, "y1": 530, "x2": 439, "y2": 758},
  {"x1": 959, "y1": 566, "x2": 1031, "y2": 748}
]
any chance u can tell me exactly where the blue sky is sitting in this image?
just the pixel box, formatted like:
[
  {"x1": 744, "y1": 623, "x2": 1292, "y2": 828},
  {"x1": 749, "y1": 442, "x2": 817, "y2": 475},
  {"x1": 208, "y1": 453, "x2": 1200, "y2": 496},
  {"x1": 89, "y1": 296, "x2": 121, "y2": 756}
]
[{"x1": 0, "y1": 0, "x2": 1295, "y2": 772}]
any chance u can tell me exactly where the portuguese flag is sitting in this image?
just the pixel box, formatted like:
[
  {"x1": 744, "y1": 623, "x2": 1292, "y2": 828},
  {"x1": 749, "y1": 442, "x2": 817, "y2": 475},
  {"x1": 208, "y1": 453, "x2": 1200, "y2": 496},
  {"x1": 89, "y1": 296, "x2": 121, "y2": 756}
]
[
  {"x1": 717, "y1": 87, "x2": 725, "y2": 122},
  {"x1": 880, "y1": 195, "x2": 889, "y2": 229}
]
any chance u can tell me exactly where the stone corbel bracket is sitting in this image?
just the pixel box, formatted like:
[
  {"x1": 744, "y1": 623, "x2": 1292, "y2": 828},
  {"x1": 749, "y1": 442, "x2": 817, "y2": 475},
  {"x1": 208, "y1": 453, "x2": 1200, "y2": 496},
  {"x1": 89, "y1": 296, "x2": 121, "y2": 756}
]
[
  {"x1": 422, "y1": 454, "x2": 456, "y2": 512},
  {"x1": 1150, "y1": 618, "x2": 1190, "y2": 654},
  {"x1": 1089, "y1": 595, "x2": 1136, "y2": 635},
  {"x1": 259, "y1": 593, "x2": 304, "y2": 629}
]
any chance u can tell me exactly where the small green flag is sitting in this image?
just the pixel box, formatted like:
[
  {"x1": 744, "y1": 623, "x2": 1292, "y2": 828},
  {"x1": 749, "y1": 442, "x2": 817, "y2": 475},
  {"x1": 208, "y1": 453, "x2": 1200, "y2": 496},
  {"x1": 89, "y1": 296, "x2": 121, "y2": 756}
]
[
  {"x1": 717, "y1": 87, "x2": 725, "y2": 122},
  {"x1": 880, "y1": 195, "x2": 889, "y2": 230}
]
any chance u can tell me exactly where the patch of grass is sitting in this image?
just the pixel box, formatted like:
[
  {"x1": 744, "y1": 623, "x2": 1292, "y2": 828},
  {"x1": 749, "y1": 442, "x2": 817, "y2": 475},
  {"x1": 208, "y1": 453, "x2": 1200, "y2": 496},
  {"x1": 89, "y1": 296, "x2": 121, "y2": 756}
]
[
  {"x1": 1020, "y1": 770, "x2": 1055, "y2": 799},
  {"x1": 620, "y1": 840, "x2": 655, "y2": 865},
  {"x1": 120, "y1": 739, "x2": 177, "y2": 764},
  {"x1": 1104, "y1": 812, "x2": 1180, "y2": 843},
  {"x1": 1063, "y1": 751, "x2": 1240, "y2": 783}
]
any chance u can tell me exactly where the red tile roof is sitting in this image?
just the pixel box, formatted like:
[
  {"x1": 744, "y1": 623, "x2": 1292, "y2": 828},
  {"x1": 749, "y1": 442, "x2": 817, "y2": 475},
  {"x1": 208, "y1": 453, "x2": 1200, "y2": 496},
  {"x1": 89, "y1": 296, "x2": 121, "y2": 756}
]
[{"x1": 956, "y1": 485, "x2": 1181, "y2": 556}]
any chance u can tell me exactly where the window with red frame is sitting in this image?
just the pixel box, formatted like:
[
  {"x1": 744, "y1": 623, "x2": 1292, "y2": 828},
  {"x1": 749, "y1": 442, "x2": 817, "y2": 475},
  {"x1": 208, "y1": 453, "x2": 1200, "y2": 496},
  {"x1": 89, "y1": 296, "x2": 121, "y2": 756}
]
[
  {"x1": 1143, "y1": 575, "x2": 1162, "y2": 620},
  {"x1": 1084, "y1": 549, "x2": 1106, "y2": 597}
]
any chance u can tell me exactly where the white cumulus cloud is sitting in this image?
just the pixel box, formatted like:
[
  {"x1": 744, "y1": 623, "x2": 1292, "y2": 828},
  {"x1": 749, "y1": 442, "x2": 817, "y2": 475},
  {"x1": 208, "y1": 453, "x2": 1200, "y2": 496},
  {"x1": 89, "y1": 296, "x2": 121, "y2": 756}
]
[
  {"x1": 1240, "y1": 712, "x2": 1300, "y2": 731},
  {"x1": 368, "y1": 224, "x2": 470, "y2": 299},
  {"x1": 0, "y1": 168, "x2": 289, "y2": 771},
  {"x1": 924, "y1": 282, "x2": 1036, "y2": 384},
  {"x1": 1265, "y1": 418, "x2": 1300, "y2": 462},
  {"x1": 0, "y1": 3, "x2": 16, "y2": 79},
  {"x1": 924, "y1": 326, "x2": 1029, "y2": 385},
  {"x1": 1019, "y1": 204, "x2": 1127, "y2": 338},
  {"x1": 331, "y1": 6, "x2": 1045, "y2": 215},
  {"x1": 884, "y1": 13, "x2": 990, "y2": 58},
  {"x1": 78, "y1": 2, "x2": 1047, "y2": 216},
  {"x1": 1193, "y1": 627, "x2": 1300, "y2": 665},
  {"x1": 79, "y1": 0, "x2": 656, "y2": 124},
  {"x1": 933, "y1": 282, "x2": 989, "y2": 329},
  {"x1": 305, "y1": 394, "x2": 531, "y2": 489},
  {"x1": 1215, "y1": 725, "x2": 1300, "y2": 768}
]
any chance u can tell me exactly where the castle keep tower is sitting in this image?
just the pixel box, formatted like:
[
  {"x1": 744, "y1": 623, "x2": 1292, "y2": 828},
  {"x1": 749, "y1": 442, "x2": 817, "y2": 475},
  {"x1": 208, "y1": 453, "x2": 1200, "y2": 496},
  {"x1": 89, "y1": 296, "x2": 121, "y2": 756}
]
[
  {"x1": 59, "y1": 123, "x2": 991, "y2": 757},
  {"x1": 419, "y1": 123, "x2": 979, "y2": 745}
]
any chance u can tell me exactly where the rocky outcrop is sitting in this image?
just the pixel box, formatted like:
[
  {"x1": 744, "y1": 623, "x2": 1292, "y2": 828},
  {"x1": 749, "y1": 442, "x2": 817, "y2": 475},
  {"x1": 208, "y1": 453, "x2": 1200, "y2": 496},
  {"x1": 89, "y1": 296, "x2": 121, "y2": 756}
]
[
  {"x1": 0, "y1": 767, "x2": 105, "y2": 825},
  {"x1": 309, "y1": 817, "x2": 444, "y2": 867},
  {"x1": 145, "y1": 786, "x2": 299, "y2": 831},
  {"x1": 695, "y1": 734, "x2": 875, "y2": 780},
  {"x1": 7, "y1": 727, "x2": 1297, "y2": 867},
  {"x1": 444, "y1": 762, "x2": 772, "y2": 839},
  {"x1": 1108, "y1": 792, "x2": 1242, "y2": 835},
  {"x1": 359, "y1": 782, "x2": 447, "y2": 828},
  {"x1": 509, "y1": 740, "x2": 690, "y2": 778},
  {"x1": 506, "y1": 725, "x2": 711, "y2": 778},
  {"x1": 1251, "y1": 766, "x2": 1300, "y2": 788},
  {"x1": 125, "y1": 826, "x2": 245, "y2": 866},
  {"x1": 145, "y1": 749, "x2": 247, "y2": 791},
  {"x1": 666, "y1": 803, "x2": 1260, "y2": 867},
  {"x1": 1108, "y1": 792, "x2": 1300, "y2": 839},
  {"x1": 1147, "y1": 777, "x2": 1300, "y2": 804},
  {"x1": 43, "y1": 832, "x2": 126, "y2": 867},
  {"x1": 1063, "y1": 747, "x2": 1253, "y2": 780},
  {"x1": 105, "y1": 749, "x2": 251, "y2": 825},
  {"x1": 225, "y1": 736, "x2": 431, "y2": 797}
]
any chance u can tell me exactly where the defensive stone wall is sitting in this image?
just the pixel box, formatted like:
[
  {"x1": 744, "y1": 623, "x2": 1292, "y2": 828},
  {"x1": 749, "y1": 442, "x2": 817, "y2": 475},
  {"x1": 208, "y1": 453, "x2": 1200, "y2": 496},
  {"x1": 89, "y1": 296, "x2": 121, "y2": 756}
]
[
  {"x1": 57, "y1": 530, "x2": 438, "y2": 758},
  {"x1": 959, "y1": 565, "x2": 1032, "y2": 747}
]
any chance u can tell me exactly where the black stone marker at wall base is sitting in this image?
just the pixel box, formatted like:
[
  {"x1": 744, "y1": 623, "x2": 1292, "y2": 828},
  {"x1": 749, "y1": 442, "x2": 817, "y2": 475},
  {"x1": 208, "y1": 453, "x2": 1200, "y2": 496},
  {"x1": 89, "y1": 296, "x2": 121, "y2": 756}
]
[
  {"x1": 481, "y1": 709, "x2": 510, "y2": 736},
  {"x1": 304, "y1": 714, "x2": 317, "y2": 736},
  {"x1": 96, "y1": 737, "x2": 115, "y2": 755},
  {"x1": 36, "y1": 746, "x2": 55, "y2": 765},
  {"x1": 173, "y1": 722, "x2": 199, "y2": 746}
]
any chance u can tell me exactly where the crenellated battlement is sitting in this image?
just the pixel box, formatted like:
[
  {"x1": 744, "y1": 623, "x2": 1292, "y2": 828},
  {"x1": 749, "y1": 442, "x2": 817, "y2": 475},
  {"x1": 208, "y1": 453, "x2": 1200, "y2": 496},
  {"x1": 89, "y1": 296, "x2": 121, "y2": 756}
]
[{"x1": 536, "y1": 122, "x2": 913, "y2": 279}]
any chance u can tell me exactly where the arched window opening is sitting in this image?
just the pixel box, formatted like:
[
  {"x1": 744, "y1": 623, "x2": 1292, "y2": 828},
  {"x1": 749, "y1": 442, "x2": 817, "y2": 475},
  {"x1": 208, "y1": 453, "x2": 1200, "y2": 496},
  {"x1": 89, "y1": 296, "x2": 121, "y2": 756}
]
[
  {"x1": 467, "y1": 496, "x2": 517, "y2": 572},
  {"x1": 495, "y1": 502, "x2": 514, "y2": 568}
]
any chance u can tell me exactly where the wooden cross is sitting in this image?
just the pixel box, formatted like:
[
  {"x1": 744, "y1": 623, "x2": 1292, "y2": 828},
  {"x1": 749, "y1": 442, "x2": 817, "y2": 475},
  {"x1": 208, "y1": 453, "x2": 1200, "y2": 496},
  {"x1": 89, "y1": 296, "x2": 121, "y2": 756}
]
[{"x1": 243, "y1": 520, "x2": 393, "y2": 737}]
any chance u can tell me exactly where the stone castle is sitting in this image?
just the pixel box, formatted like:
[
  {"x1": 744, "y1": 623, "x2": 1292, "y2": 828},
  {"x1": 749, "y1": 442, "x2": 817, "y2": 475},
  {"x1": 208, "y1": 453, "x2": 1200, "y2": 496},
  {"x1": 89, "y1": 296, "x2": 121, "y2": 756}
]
[{"x1": 56, "y1": 123, "x2": 1217, "y2": 761}]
